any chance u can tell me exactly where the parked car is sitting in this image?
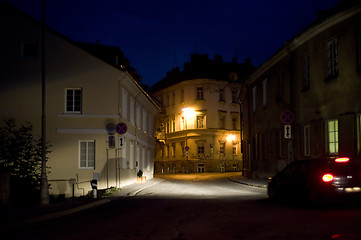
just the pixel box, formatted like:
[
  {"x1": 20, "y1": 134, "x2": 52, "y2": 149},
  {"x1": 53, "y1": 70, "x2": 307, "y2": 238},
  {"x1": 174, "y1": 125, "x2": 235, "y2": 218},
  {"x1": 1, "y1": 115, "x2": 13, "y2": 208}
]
[{"x1": 267, "y1": 157, "x2": 361, "y2": 203}]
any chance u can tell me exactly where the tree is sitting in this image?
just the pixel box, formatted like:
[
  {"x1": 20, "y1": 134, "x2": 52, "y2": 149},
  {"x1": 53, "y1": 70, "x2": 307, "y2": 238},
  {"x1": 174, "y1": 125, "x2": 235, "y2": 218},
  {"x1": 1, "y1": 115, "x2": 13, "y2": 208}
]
[{"x1": 0, "y1": 118, "x2": 50, "y2": 202}]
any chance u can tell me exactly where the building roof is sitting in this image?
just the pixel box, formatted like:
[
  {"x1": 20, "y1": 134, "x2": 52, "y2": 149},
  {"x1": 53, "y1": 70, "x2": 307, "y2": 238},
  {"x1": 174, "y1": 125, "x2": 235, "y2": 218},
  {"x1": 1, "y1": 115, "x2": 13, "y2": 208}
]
[
  {"x1": 75, "y1": 42, "x2": 142, "y2": 82},
  {"x1": 247, "y1": 0, "x2": 361, "y2": 83},
  {"x1": 150, "y1": 53, "x2": 255, "y2": 92}
]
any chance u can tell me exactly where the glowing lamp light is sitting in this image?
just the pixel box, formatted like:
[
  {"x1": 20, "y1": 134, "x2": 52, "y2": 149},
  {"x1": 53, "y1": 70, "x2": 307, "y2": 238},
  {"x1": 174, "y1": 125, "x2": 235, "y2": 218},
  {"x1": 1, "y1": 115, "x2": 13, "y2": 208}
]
[
  {"x1": 182, "y1": 107, "x2": 195, "y2": 117},
  {"x1": 226, "y1": 134, "x2": 236, "y2": 142},
  {"x1": 322, "y1": 173, "x2": 334, "y2": 182},
  {"x1": 335, "y1": 157, "x2": 350, "y2": 163}
]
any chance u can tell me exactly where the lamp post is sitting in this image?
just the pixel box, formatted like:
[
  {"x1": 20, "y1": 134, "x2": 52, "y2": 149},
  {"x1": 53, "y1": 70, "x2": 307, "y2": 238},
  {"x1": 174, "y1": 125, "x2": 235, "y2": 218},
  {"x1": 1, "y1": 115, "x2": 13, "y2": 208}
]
[{"x1": 40, "y1": 0, "x2": 49, "y2": 205}]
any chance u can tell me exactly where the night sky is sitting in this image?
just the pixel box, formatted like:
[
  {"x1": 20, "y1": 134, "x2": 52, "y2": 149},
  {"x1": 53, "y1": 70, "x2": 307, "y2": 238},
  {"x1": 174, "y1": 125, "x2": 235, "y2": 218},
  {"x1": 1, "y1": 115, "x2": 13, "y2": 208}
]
[{"x1": 4, "y1": 0, "x2": 341, "y2": 86}]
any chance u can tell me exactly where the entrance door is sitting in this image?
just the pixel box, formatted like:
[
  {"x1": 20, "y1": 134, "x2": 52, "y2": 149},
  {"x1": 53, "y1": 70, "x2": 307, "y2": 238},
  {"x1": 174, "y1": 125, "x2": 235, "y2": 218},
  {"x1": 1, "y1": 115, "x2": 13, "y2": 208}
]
[{"x1": 197, "y1": 163, "x2": 205, "y2": 173}]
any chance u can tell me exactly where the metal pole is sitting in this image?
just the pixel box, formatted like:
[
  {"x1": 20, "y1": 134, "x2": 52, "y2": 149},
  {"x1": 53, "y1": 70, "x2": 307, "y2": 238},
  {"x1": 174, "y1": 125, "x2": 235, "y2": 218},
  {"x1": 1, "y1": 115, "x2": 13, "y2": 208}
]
[
  {"x1": 115, "y1": 149, "x2": 118, "y2": 188},
  {"x1": 40, "y1": 0, "x2": 49, "y2": 205}
]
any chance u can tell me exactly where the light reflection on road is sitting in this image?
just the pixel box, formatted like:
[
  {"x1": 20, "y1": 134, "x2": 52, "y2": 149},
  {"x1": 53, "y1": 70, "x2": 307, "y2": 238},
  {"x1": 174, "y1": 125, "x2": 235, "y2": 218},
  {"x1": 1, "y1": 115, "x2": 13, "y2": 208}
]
[{"x1": 134, "y1": 173, "x2": 267, "y2": 200}]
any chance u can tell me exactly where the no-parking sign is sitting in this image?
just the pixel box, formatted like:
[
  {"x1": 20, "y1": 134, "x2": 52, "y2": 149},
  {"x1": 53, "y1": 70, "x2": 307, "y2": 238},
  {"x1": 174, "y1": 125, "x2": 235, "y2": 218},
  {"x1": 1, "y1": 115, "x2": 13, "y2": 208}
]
[
  {"x1": 115, "y1": 122, "x2": 127, "y2": 135},
  {"x1": 280, "y1": 110, "x2": 295, "y2": 124}
]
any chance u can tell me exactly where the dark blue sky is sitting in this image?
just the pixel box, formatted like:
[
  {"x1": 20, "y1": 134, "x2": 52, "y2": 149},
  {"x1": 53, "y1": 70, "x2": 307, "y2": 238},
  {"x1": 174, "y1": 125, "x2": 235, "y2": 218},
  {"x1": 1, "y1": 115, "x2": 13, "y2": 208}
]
[{"x1": 5, "y1": 0, "x2": 341, "y2": 86}]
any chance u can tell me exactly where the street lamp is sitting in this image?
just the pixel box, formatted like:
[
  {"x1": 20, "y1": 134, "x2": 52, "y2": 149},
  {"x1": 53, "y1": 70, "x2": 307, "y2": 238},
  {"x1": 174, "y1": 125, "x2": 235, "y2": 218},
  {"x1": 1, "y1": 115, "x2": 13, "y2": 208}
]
[{"x1": 226, "y1": 134, "x2": 236, "y2": 142}]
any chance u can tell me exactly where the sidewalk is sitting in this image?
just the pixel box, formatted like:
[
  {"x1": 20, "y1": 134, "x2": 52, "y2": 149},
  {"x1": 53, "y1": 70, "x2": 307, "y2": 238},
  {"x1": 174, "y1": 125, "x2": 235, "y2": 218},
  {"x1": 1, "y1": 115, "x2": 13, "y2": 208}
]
[
  {"x1": 0, "y1": 177, "x2": 163, "y2": 230},
  {"x1": 0, "y1": 175, "x2": 267, "y2": 230}
]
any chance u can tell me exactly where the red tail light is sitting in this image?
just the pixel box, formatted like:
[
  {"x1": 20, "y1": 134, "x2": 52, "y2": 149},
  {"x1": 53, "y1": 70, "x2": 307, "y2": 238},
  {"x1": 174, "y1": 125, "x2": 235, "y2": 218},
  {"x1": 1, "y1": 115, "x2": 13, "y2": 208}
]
[
  {"x1": 335, "y1": 157, "x2": 350, "y2": 163},
  {"x1": 322, "y1": 174, "x2": 334, "y2": 182}
]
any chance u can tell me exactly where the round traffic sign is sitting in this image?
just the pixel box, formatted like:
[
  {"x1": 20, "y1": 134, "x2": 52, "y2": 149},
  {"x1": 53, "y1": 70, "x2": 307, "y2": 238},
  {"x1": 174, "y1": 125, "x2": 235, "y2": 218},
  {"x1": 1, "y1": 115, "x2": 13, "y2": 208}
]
[
  {"x1": 116, "y1": 122, "x2": 127, "y2": 135},
  {"x1": 280, "y1": 110, "x2": 295, "y2": 124},
  {"x1": 185, "y1": 146, "x2": 189, "y2": 151}
]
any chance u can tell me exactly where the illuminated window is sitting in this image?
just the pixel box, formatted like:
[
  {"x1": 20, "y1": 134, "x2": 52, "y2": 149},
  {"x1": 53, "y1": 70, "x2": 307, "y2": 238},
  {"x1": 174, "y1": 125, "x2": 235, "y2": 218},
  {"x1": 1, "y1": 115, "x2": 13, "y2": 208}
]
[
  {"x1": 328, "y1": 119, "x2": 338, "y2": 154},
  {"x1": 220, "y1": 142, "x2": 225, "y2": 155},
  {"x1": 219, "y1": 88, "x2": 225, "y2": 102},
  {"x1": 326, "y1": 38, "x2": 338, "y2": 79},
  {"x1": 65, "y1": 88, "x2": 82, "y2": 113},
  {"x1": 304, "y1": 125, "x2": 310, "y2": 156},
  {"x1": 197, "y1": 115, "x2": 204, "y2": 129},
  {"x1": 21, "y1": 42, "x2": 38, "y2": 57},
  {"x1": 233, "y1": 143, "x2": 237, "y2": 155},
  {"x1": 196, "y1": 87, "x2": 204, "y2": 100},
  {"x1": 79, "y1": 140, "x2": 95, "y2": 169}
]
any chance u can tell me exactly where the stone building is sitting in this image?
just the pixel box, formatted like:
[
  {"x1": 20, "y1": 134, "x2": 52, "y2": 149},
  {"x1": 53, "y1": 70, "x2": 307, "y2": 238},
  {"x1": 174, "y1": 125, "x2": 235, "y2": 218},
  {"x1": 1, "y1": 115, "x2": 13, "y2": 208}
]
[
  {"x1": 239, "y1": 0, "x2": 361, "y2": 178},
  {"x1": 152, "y1": 54, "x2": 254, "y2": 174}
]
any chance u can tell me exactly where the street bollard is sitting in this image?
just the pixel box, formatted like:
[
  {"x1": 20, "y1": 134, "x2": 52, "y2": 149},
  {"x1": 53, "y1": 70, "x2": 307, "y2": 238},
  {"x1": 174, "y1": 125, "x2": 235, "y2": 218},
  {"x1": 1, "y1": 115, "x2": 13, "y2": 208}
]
[{"x1": 90, "y1": 179, "x2": 97, "y2": 199}]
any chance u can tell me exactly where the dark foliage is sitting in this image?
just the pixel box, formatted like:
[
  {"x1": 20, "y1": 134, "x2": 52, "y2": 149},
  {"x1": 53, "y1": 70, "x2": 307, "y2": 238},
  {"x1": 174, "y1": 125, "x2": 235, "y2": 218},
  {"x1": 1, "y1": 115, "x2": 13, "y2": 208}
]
[{"x1": 0, "y1": 118, "x2": 50, "y2": 202}]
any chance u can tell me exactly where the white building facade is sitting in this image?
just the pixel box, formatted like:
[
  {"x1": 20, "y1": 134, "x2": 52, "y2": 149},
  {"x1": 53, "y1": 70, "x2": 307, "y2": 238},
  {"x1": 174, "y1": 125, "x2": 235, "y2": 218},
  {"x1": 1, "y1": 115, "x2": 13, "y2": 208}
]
[{"x1": 0, "y1": 3, "x2": 159, "y2": 197}]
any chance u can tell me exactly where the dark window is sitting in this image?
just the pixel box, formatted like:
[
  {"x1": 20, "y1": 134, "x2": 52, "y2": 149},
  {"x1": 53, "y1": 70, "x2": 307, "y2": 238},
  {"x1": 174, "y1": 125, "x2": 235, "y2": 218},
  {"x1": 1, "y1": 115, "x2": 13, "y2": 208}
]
[
  {"x1": 219, "y1": 89, "x2": 225, "y2": 101},
  {"x1": 326, "y1": 38, "x2": 338, "y2": 79},
  {"x1": 66, "y1": 89, "x2": 82, "y2": 113},
  {"x1": 231, "y1": 91, "x2": 237, "y2": 103},
  {"x1": 196, "y1": 87, "x2": 204, "y2": 100}
]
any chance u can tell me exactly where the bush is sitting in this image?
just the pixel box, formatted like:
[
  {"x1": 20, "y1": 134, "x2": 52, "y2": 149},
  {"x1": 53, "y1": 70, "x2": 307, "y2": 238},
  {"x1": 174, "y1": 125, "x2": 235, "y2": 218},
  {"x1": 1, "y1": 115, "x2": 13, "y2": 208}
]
[{"x1": 0, "y1": 118, "x2": 50, "y2": 203}]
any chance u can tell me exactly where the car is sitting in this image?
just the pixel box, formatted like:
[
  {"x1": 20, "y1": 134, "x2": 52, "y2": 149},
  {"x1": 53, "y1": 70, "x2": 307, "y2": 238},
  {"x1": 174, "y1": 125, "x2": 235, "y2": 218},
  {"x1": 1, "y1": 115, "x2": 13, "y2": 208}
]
[{"x1": 267, "y1": 157, "x2": 361, "y2": 204}]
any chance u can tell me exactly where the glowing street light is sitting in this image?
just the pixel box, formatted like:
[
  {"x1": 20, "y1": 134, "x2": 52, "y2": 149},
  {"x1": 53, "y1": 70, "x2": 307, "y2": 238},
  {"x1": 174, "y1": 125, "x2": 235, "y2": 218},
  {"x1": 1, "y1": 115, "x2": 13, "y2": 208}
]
[
  {"x1": 182, "y1": 107, "x2": 195, "y2": 119},
  {"x1": 226, "y1": 134, "x2": 236, "y2": 142}
]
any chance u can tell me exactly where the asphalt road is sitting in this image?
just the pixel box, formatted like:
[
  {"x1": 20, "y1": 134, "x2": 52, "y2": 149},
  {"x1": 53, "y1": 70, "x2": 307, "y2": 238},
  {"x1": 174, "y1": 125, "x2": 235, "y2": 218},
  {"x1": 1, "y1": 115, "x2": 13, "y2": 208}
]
[{"x1": 4, "y1": 174, "x2": 361, "y2": 240}]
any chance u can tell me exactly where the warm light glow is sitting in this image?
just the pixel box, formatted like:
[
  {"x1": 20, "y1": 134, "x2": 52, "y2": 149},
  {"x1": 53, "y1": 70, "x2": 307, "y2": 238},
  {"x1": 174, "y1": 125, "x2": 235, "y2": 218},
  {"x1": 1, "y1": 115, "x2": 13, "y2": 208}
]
[
  {"x1": 322, "y1": 173, "x2": 334, "y2": 182},
  {"x1": 335, "y1": 157, "x2": 350, "y2": 163},
  {"x1": 226, "y1": 134, "x2": 236, "y2": 142},
  {"x1": 182, "y1": 107, "x2": 196, "y2": 117}
]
